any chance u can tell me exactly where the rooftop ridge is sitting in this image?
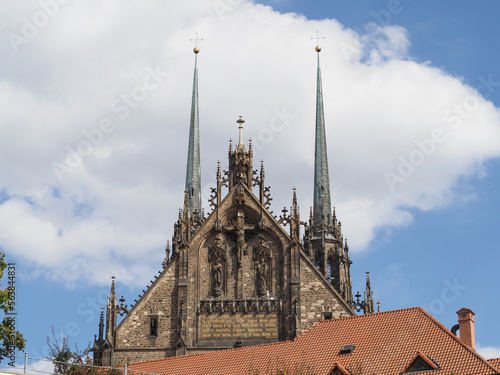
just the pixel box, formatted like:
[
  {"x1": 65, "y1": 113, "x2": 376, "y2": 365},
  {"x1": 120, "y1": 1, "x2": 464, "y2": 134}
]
[
  {"x1": 280, "y1": 306, "x2": 426, "y2": 345},
  {"x1": 416, "y1": 306, "x2": 500, "y2": 372}
]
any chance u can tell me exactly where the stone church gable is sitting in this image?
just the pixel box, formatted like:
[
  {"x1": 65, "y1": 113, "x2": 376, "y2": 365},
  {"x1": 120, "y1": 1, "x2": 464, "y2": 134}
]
[
  {"x1": 110, "y1": 258, "x2": 180, "y2": 364},
  {"x1": 91, "y1": 45, "x2": 376, "y2": 367}
]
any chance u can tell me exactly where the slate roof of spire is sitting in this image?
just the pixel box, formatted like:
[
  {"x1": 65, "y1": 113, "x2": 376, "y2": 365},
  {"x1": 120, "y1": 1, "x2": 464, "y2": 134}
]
[
  {"x1": 313, "y1": 45, "x2": 332, "y2": 228},
  {"x1": 185, "y1": 48, "x2": 202, "y2": 216},
  {"x1": 128, "y1": 307, "x2": 499, "y2": 375}
]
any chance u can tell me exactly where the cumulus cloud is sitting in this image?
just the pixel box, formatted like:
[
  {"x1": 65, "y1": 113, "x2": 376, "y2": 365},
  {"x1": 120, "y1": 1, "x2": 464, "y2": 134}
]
[
  {"x1": 0, "y1": 0, "x2": 499, "y2": 287},
  {"x1": 477, "y1": 344, "x2": 500, "y2": 360}
]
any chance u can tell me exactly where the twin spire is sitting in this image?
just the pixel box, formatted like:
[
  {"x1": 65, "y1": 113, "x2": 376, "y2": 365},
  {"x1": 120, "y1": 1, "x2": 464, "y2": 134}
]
[
  {"x1": 183, "y1": 37, "x2": 334, "y2": 227},
  {"x1": 185, "y1": 45, "x2": 202, "y2": 216},
  {"x1": 312, "y1": 42, "x2": 333, "y2": 227}
]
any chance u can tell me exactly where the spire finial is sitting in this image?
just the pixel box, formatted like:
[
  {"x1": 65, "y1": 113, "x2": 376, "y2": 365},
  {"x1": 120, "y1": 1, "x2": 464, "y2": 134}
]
[
  {"x1": 311, "y1": 31, "x2": 324, "y2": 52},
  {"x1": 190, "y1": 32, "x2": 203, "y2": 54},
  {"x1": 237, "y1": 116, "x2": 245, "y2": 146}
]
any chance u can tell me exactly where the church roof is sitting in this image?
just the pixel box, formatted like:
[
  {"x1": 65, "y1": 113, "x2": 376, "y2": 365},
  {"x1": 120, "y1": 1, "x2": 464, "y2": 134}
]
[{"x1": 128, "y1": 307, "x2": 499, "y2": 375}]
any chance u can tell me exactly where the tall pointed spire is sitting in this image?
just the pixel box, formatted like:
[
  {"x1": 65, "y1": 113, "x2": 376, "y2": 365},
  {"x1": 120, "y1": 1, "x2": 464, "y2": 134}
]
[
  {"x1": 312, "y1": 41, "x2": 332, "y2": 227},
  {"x1": 185, "y1": 41, "x2": 202, "y2": 216}
]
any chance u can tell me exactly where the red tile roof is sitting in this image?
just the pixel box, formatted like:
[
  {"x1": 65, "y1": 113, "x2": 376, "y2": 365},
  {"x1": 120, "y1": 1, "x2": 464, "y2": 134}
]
[
  {"x1": 490, "y1": 357, "x2": 500, "y2": 371},
  {"x1": 129, "y1": 307, "x2": 498, "y2": 375}
]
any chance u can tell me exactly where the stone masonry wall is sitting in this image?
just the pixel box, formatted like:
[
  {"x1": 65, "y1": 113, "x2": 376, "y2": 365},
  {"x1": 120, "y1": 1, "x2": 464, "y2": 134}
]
[
  {"x1": 112, "y1": 260, "x2": 179, "y2": 366},
  {"x1": 299, "y1": 255, "x2": 352, "y2": 333},
  {"x1": 112, "y1": 349, "x2": 176, "y2": 366}
]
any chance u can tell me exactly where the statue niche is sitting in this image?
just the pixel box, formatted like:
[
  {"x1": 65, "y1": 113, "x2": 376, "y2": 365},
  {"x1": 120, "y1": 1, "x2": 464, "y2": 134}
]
[
  {"x1": 208, "y1": 235, "x2": 228, "y2": 298},
  {"x1": 254, "y1": 236, "x2": 273, "y2": 297}
]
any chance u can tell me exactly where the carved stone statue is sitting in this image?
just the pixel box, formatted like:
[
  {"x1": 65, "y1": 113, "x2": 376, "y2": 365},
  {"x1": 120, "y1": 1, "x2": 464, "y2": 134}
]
[
  {"x1": 209, "y1": 234, "x2": 226, "y2": 298},
  {"x1": 236, "y1": 227, "x2": 245, "y2": 266},
  {"x1": 256, "y1": 258, "x2": 269, "y2": 296},
  {"x1": 212, "y1": 260, "x2": 223, "y2": 297}
]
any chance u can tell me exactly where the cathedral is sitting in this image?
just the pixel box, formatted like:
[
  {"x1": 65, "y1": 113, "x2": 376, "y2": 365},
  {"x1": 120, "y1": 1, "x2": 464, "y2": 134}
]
[{"x1": 92, "y1": 42, "x2": 375, "y2": 366}]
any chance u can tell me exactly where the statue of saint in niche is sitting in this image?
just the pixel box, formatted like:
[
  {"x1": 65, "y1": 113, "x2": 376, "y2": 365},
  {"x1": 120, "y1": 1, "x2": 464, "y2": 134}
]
[
  {"x1": 209, "y1": 234, "x2": 226, "y2": 297},
  {"x1": 256, "y1": 258, "x2": 269, "y2": 296},
  {"x1": 212, "y1": 259, "x2": 223, "y2": 297}
]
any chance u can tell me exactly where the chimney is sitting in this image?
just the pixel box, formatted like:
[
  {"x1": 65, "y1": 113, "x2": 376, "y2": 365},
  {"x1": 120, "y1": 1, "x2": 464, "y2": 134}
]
[{"x1": 456, "y1": 308, "x2": 475, "y2": 350}]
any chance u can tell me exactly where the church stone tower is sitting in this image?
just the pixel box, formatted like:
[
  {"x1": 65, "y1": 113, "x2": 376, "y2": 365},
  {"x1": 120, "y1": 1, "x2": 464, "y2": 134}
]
[{"x1": 92, "y1": 43, "x2": 375, "y2": 366}]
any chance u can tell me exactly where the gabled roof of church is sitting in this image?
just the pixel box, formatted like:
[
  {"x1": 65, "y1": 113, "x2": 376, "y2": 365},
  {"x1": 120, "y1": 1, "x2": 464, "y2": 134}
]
[{"x1": 128, "y1": 307, "x2": 499, "y2": 375}]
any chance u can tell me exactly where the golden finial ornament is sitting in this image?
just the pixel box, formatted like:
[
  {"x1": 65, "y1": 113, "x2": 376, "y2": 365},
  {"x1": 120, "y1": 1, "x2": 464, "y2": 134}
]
[
  {"x1": 190, "y1": 33, "x2": 203, "y2": 54},
  {"x1": 311, "y1": 31, "x2": 324, "y2": 52}
]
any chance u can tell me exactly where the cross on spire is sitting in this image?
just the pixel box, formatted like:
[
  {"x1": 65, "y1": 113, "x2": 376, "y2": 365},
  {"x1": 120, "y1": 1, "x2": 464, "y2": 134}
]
[
  {"x1": 311, "y1": 30, "x2": 325, "y2": 52},
  {"x1": 190, "y1": 33, "x2": 203, "y2": 53}
]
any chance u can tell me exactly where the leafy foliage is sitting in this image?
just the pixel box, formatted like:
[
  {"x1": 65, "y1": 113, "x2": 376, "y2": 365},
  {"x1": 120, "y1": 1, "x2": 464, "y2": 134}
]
[
  {"x1": 47, "y1": 327, "x2": 121, "y2": 375},
  {"x1": 0, "y1": 253, "x2": 25, "y2": 363}
]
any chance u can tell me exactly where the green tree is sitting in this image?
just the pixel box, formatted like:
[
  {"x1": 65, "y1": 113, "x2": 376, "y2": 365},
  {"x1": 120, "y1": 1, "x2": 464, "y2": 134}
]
[
  {"x1": 47, "y1": 327, "x2": 121, "y2": 375},
  {"x1": 0, "y1": 253, "x2": 25, "y2": 364}
]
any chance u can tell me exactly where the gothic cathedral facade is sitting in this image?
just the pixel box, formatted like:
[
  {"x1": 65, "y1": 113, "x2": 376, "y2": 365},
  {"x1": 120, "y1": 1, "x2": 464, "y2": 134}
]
[{"x1": 92, "y1": 44, "x2": 375, "y2": 366}]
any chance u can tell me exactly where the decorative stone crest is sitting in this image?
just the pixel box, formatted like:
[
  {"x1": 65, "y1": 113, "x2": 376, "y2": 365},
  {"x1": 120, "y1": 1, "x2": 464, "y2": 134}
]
[{"x1": 233, "y1": 184, "x2": 246, "y2": 206}]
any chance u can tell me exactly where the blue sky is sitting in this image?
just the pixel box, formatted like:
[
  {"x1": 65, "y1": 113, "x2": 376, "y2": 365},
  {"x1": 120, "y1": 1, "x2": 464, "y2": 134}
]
[{"x1": 1, "y1": 0, "x2": 500, "y2": 371}]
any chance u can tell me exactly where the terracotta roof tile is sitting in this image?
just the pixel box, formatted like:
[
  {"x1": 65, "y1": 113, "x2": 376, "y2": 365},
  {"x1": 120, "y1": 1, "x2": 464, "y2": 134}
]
[
  {"x1": 129, "y1": 307, "x2": 499, "y2": 375},
  {"x1": 489, "y1": 357, "x2": 500, "y2": 371}
]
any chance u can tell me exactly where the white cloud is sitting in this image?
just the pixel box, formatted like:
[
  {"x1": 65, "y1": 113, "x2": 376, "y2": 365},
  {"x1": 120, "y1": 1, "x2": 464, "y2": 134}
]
[
  {"x1": 477, "y1": 343, "x2": 500, "y2": 360},
  {"x1": 1, "y1": 0, "x2": 500, "y2": 287},
  {"x1": 6, "y1": 357, "x2": 55, "y2": 375}
]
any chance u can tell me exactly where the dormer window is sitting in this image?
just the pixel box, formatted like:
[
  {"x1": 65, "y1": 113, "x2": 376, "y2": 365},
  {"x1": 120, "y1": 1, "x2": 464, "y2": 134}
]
[
  {"x1": 339, "y1": 345, "x2": 355, "y2": 355},
  {"x1": 402, "y1": 352, "x2": 439, "y2": 374},
  {"x1": 328, "y1": 363, "x2": 349, "y2": 375}
]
